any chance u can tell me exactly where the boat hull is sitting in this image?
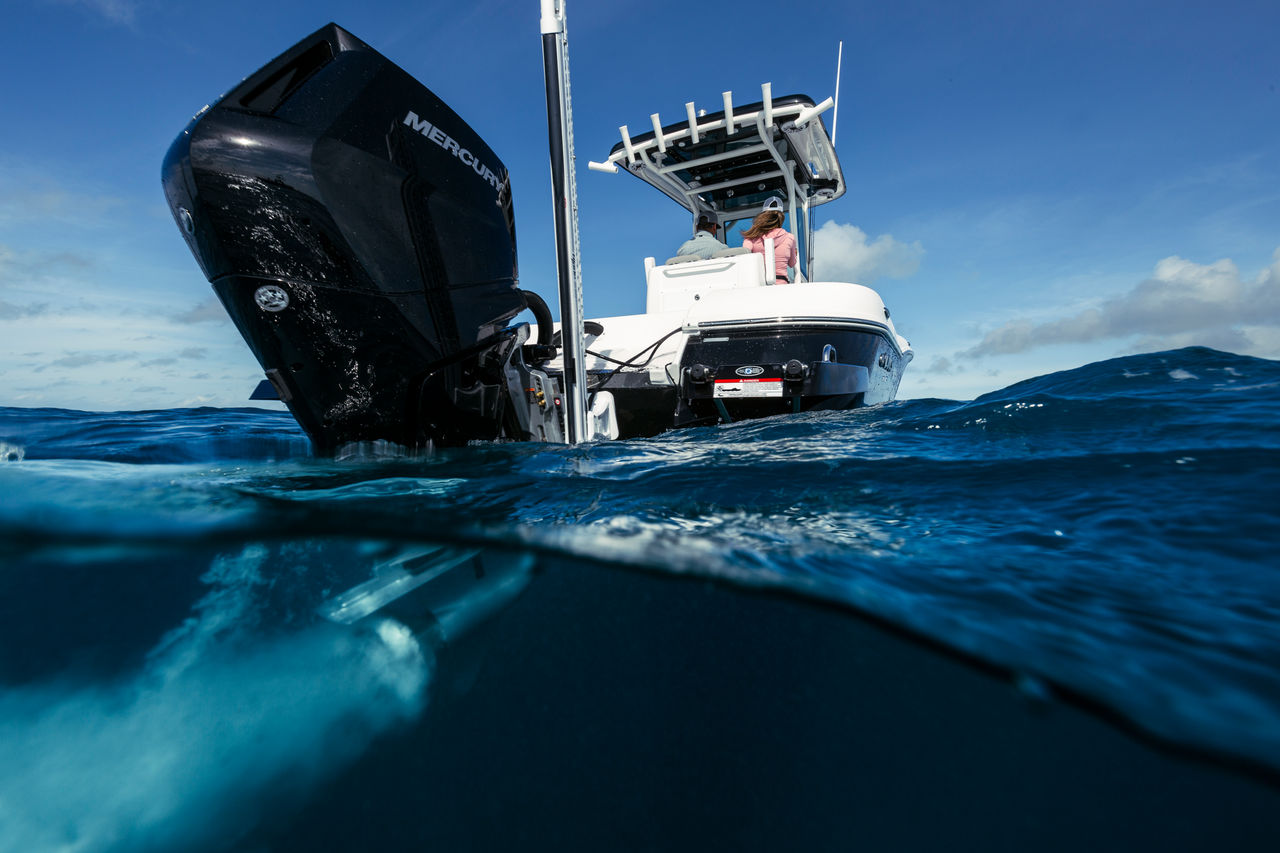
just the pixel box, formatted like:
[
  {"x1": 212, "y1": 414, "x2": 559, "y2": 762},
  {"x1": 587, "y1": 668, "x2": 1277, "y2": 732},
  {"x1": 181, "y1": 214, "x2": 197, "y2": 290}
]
[
  {"x1": 543, "y1": 281, "x2": 911, "y2": 438},
  {"x1": 674, "y1": 324, "x2": 905, "y2": 430}
]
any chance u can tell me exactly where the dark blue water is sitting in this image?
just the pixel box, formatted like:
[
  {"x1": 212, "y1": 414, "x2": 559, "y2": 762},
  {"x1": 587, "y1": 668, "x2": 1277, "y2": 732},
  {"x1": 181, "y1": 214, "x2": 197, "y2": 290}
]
[{"x1": 2, "y1": 346, "x2": 1278, "y2": 851}]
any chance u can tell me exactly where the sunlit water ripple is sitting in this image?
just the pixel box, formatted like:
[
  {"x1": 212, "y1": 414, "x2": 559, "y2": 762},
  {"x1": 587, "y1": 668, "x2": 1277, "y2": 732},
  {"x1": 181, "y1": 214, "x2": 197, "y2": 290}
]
[{"x1": 1, "y1": 345, "x2": 1278, "y2": 850}]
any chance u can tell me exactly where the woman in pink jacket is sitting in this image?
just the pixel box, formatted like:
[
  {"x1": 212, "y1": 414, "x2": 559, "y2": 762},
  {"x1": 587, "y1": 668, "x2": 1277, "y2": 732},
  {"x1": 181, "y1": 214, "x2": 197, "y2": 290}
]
[{"x1": 741, "y1": 198, "x2": 798, "y2": 284}]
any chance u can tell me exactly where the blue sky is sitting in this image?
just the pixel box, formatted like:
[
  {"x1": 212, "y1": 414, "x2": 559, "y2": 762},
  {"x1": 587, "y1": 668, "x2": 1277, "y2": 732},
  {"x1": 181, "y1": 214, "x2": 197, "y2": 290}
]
[{"x1": 1, "y1": 0, "x2": 1276, "y2": 410}]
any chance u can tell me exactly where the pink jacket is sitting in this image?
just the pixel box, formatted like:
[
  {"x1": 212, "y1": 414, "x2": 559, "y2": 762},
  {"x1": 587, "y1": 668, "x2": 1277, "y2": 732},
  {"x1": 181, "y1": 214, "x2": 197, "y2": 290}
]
[{"x1": 743, "y1": 228, "x2": 798, "y2": 282}]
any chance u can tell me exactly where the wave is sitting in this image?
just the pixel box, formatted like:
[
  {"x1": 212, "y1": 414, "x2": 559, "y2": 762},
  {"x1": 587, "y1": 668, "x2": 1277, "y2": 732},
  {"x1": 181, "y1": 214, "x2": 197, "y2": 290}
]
[
  {"x1": 0, "y1": 406, "x2": 307, "y2": 464},
  {"x1": 1, "y1": 346, "x2": 1279, "y2": 840}
]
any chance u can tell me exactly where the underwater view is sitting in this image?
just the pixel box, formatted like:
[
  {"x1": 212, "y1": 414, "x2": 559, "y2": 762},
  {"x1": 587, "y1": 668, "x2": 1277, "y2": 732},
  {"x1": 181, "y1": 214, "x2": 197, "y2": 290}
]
[{"x1": 2, "y1": 346, "x2": 1279, "y2": 851}]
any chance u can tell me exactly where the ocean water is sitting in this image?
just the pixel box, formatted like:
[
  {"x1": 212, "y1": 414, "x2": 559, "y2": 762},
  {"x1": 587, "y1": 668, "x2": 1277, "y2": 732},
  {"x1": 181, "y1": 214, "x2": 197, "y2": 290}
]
[{"x1": 2, "y1": 345, "x2": 1279, "y2": 851}]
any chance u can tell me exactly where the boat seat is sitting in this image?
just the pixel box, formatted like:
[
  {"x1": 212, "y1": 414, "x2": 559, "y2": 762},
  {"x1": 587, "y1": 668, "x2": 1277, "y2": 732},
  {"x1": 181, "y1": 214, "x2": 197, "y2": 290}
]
[
  {"x1": 645, "y1": 251, "x2": 768, "y2": 313},
  {"x1": 664, "y1": 255, "x2": 701, "y2": 265},
  {"x1": 711, "y1": 247, "x2": 750, "y2": 258}
]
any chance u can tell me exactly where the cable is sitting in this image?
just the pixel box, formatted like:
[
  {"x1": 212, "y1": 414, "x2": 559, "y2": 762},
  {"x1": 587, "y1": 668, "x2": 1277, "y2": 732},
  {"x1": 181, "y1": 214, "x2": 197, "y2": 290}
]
[{"x1": 588, "y1": 327, "x2": 684, "y2": 391}]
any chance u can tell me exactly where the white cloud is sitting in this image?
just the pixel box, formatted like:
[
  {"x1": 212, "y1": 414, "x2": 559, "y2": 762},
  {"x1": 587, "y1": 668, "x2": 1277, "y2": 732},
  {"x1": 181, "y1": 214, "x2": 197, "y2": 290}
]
[
  {"x1": 810, "y1": 221, "x2": 924, "y2": 284},
  {"x1": 964, "y1": 248, "x2": 1280, "y2": 358},
  {"x1": 1127, "y1": 327, "x2": 1255, "y2": 355}
]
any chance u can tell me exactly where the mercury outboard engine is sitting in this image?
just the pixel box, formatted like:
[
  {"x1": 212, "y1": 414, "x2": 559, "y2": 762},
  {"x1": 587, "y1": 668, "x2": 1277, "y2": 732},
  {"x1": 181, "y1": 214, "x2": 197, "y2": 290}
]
[{"x1": 162, "y1": 23, "x2": 559, "y2": 452}]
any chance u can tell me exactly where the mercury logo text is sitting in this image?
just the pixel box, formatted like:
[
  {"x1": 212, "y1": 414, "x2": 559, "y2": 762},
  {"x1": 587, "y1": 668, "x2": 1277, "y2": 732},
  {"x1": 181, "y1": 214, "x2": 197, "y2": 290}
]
[{"x1": 403, "y1": 111, "x2": 502, "y2": 191}]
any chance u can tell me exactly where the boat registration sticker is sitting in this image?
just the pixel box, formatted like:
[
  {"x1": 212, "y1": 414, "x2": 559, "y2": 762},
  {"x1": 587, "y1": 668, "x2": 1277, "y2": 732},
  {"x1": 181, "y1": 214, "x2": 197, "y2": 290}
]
[{"x1": 714, "y1": 378, "x2": 783, "y2": 398}]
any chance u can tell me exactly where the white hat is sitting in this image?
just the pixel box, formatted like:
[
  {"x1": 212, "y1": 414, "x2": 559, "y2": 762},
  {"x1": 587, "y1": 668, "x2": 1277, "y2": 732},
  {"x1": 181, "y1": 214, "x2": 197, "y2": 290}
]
[{"x1": 763, "y1": 197, "x2": 784, "y2": 212}]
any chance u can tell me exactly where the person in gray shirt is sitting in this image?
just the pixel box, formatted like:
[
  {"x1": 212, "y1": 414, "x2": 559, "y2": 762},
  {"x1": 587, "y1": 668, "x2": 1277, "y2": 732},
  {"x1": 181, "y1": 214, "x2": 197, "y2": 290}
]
[{"x1": 675, "y1": 214, "x2": 728, "y2": 260}]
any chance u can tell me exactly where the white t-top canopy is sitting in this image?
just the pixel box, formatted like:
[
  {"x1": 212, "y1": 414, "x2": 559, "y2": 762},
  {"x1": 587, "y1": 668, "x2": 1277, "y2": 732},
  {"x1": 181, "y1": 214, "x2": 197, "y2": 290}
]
[{"x1": 589, "y1": 84, "x2": 845, "y2": 227}]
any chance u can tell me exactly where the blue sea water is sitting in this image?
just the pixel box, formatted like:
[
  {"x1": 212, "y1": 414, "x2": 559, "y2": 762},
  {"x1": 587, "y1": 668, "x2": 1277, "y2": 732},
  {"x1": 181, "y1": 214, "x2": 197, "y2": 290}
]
[{"x1": 1, "y1": 345, "x2": 1278, "y2": 851}]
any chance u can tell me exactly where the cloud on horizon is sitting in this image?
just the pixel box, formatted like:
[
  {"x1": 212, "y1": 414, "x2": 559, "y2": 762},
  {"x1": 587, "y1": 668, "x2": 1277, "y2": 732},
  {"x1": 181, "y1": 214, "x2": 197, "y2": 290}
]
[
  {"x1": 923, "y1": 356, "x2": 955, "y2": 375},
  {"x1": 41, "y1": 351, "x2": 138, "y2": 371},
  {"x1": 0, "y1": 167, "x2": 124, "y2": 229},
  {"x1": 0, "y1": 299, "x2": 51, "y2": 320},
  {"x1": 0, "y1": 243, "x2": 95, "y2": 288},
  {"x1": 963, "y1": 249, "x2": 1280, "y2": 358},
  {"x1": 810, "y1": 222, "x2": 923, "y2": 284},
  {"x1": 174, "y1": 298, "x2": 229, "y2": 325}
]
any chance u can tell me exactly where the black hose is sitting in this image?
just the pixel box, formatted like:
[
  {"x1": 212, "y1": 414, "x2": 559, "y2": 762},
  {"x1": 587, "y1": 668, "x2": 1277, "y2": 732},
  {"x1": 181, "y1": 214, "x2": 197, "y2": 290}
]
[
  {"x1": 520, "y1": 289, "x2": 554, "y2": 347},
  {"x1": 590, "y1": 327, "x2": 684, "y2": 391}
]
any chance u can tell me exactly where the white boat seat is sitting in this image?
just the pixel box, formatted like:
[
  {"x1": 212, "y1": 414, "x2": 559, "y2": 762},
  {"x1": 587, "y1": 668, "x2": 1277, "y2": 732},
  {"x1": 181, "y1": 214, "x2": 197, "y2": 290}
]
[
  {"x1": 646, "y1": 251, "x2": 768, "y2": 313},
  {"x1": 711, "y1": 247, "x2": 750, "y2": 258},
  {"x1": 664, "y1": 255, "x2": 701, "y2": 265}
]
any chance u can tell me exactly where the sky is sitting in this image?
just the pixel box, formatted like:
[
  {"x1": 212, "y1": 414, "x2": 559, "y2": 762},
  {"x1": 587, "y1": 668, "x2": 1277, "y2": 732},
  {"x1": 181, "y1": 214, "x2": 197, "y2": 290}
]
[{"x1": 0, "y1": 0, "x2": 1276, "y2": 410}]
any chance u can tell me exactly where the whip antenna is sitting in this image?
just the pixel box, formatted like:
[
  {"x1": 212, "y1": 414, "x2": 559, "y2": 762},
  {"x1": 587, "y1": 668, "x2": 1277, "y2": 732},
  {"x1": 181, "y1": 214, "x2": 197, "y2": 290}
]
[{"x1": 832, "y1": 41, "x2": 843, "y2": 147}]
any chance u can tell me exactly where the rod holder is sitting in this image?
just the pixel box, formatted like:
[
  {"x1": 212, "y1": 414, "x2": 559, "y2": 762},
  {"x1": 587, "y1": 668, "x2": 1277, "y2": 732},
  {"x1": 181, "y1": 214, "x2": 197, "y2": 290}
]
[
  {"x1": 794, "y1": 97, "x2": 834, "y2": 129},
  {"x1": 650, "y1": 113, "x2": 665, "y2": 153},
  {"x1": 620, "y1": 124, "x2": 636, "y2": 163}
]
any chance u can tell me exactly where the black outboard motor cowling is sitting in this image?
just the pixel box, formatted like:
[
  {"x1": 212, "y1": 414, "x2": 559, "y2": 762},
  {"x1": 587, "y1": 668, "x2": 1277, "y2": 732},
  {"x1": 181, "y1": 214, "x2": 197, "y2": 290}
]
[{"x1": 162, "y1": 23, "x2": 527, "y2": 451}]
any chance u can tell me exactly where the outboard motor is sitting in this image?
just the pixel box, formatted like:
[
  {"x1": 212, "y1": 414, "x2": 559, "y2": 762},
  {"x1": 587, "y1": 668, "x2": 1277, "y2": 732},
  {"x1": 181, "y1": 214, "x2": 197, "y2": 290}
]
[{"x1": 162, "y1": 23, "x2": 546, "y2": 451}]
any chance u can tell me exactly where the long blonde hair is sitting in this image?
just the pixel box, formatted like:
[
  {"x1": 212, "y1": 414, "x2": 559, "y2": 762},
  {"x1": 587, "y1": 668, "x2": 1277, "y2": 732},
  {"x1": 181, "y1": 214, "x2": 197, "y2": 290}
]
[{"x1": 742, "y1": 210, "x2": 783, "y2": 239}]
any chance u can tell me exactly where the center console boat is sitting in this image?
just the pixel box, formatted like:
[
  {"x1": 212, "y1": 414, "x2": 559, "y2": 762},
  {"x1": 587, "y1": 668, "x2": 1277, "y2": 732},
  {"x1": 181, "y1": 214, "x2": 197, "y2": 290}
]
[{"x1": 161, "y1": 22, "x2": 910, "y2": 451}]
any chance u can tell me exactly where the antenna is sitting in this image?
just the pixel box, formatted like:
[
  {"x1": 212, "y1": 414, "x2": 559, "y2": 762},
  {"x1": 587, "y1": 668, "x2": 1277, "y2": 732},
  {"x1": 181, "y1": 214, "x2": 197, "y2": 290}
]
[{"x1": 832, "y1": 41, "x2": 843, "y2": 147}]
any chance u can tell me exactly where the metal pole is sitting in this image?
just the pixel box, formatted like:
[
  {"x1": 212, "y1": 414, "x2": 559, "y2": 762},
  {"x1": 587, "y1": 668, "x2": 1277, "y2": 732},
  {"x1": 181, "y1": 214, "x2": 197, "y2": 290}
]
[{"x1": 540, "y1": 0, "x2": 589, "y2": 444}]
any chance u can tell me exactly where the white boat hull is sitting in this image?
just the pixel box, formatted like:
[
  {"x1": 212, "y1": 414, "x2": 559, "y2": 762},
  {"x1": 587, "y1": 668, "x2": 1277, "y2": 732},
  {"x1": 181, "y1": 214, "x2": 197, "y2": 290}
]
[{"x1": 535, "y1": 279, "x2": 912, "y2": 438}]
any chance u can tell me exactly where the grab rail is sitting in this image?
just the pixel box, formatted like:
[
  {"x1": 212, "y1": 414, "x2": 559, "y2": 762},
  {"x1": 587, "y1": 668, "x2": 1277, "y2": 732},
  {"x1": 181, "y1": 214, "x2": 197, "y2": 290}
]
[{"x1": 659, "y1": 260, "x2": 734, "y2": 277}]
